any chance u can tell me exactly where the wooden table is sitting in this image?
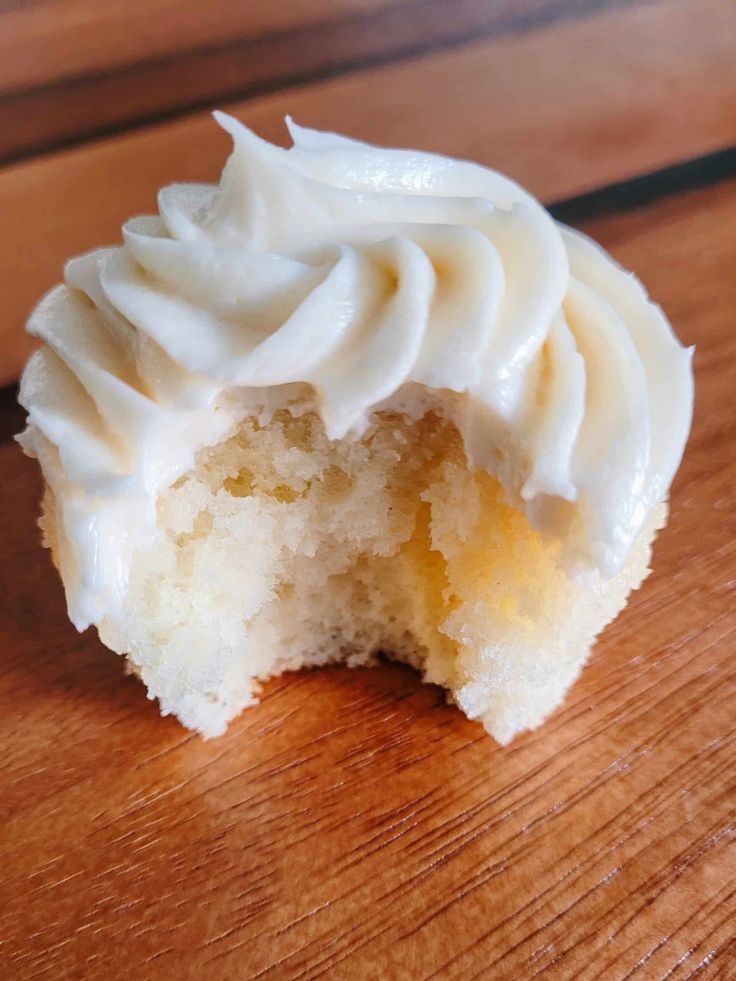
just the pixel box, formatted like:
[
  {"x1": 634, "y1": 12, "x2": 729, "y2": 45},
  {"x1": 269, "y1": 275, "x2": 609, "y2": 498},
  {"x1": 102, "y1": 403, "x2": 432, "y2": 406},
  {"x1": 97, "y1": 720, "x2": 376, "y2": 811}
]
[{"x1": 1, "y1": 2, "x2": 735, "y2": 977}]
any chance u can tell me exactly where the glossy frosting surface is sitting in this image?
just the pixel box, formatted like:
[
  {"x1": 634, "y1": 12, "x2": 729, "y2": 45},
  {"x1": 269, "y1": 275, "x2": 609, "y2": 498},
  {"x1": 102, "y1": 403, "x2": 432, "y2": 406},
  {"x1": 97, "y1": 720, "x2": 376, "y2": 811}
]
[{"x1": 19, "y1": 114, "x2": 693, "y2": 628}]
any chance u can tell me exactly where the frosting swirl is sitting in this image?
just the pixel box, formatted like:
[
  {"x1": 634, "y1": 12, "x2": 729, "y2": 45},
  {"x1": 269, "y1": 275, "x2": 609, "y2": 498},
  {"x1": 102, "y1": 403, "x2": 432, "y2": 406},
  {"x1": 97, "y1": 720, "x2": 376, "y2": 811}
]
[{"x1": 19, "y1": 113, "x2": 693, "y2": 629}]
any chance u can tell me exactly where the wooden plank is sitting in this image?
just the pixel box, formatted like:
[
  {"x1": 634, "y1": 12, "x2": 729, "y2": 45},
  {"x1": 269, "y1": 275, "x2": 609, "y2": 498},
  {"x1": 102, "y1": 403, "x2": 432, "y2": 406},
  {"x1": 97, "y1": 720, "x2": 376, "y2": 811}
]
[
  {"x1": 0, "y1": 172, "x2": 734, "y2": 978},
  {"x1": 1, "y1": 0, "x2": 734, "y2": 387},
  {"x1": 0, "y1": 0, "x2": 389, "y2": 94},
  {"x1": 0, "y1": 0, "x2": 624, "y2": 164}
]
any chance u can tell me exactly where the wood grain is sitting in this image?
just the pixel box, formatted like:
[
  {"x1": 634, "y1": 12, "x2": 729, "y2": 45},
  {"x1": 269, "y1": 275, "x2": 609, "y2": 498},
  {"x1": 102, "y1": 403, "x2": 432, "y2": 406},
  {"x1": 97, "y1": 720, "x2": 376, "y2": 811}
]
[
  {"x1": 0, "y1": 0, "x2": 389, "y2": 95},
  {"x1": 0, "y1": 0, "x2": 629, "y2": 164},
  {"x1": 1, "y1": 0, "x2": 735, "y2": 386},
  {"x1": 1, "y1": 173, "x2": 735, "y2": 977}
]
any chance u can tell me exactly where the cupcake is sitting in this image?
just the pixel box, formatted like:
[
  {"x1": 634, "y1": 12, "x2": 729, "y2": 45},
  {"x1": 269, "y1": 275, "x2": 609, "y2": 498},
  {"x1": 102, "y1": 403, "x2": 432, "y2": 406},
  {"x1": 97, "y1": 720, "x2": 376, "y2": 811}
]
[{"x1": 18, "y1": 113, "x2": 693, "y2": 743}]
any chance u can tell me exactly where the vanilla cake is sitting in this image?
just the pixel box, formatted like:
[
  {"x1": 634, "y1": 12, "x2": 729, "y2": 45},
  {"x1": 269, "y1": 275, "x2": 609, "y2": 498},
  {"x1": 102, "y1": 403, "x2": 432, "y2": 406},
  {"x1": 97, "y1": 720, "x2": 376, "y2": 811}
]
[{"x1": 18, "y1": 114, "x2": 693, "y2": 743}]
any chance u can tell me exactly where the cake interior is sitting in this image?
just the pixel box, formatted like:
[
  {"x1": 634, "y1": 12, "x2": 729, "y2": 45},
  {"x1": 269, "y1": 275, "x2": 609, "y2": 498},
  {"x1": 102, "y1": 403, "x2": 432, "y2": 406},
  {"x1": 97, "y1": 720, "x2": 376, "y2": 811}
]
[{"x1": 95, "y1": 404, "x2": 659, "y2": 743}]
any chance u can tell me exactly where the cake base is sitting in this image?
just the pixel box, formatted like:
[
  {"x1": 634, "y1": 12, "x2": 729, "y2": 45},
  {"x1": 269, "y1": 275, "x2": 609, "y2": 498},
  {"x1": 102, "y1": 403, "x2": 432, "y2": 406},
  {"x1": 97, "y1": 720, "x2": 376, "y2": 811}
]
[{"x1": 42, "y1": 407, "x2": 663, "y2": 744}]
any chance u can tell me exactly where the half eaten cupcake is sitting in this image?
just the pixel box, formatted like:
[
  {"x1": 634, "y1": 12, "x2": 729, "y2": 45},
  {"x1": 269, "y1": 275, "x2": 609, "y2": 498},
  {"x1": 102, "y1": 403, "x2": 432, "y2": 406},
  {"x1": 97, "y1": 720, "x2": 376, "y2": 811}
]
[{"x1": 18, "y1": 114, "x2": 693, "y2": 743}]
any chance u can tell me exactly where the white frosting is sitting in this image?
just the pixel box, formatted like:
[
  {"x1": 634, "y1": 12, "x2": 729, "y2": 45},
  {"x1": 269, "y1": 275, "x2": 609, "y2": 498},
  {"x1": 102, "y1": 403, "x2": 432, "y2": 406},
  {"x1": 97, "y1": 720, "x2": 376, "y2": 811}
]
[{"x1": 18, "y1": 113, "x2": 693, "y2": 630}]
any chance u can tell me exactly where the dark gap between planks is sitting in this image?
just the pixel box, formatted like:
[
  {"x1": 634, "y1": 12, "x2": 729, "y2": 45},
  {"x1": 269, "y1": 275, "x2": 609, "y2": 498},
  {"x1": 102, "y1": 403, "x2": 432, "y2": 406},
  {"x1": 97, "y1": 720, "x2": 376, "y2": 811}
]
[{"x1": 0, "y1": 0, "x2": 644, "y2": 167}]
